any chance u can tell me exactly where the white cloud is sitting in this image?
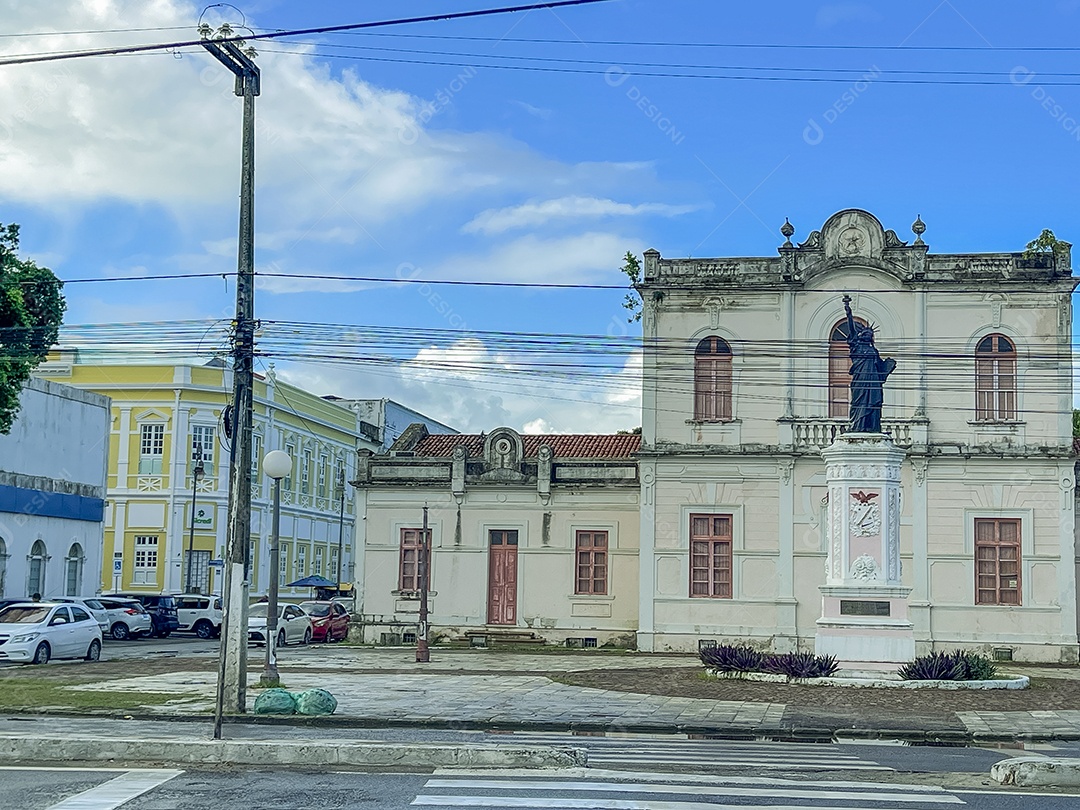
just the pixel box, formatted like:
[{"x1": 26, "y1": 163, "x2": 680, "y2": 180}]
[
  {"x1": 436, "y1": 231, "x2": 648, "y2": 284},
  {"x1": 463, "y1": 196, "x2": 700, "y2": 235},
  {"x1": 0, "y1": 2, "x2": 654, "y2": 246},
  {"x1": 511, "y1": 100, "x2": 553, "y2": 120},
  {"x1": 273, "y1": 337, "x2": 642, "y2": 435}
]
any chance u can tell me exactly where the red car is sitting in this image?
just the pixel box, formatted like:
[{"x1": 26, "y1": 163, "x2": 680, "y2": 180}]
[{"x1": 300, "y1": 601, "x2": 350, "y2": 642}]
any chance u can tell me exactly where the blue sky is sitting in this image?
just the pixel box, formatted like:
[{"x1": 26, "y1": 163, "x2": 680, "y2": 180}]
[{"x1": 2, "y1": 1, "x2": 1079, "y2": 433}]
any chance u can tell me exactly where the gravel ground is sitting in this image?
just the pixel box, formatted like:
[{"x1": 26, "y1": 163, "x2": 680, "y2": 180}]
[{"x1": 552, "y1": 667, "x2": 1080, "y2": 721}]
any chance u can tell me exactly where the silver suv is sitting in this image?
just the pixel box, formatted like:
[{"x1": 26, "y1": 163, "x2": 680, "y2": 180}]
[
  {"x1": 97, "y1": 596, "x2": 153, "y2": 640},
  {"x1": 173, "y1": 594, "x2": 222, "y2": 639}
]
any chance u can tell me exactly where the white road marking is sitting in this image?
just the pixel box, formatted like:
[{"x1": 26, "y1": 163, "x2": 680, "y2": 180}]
[
  {"x1": 421, "y1": 777, "x2": 964, "y2": 804},
  {"x1": 413, "y1": 800, "x2": 949, "y2": 810},
  {"x1": 44, "y1": 769, "x2": 182, "y2": 810},
  {"x1": 431, "y1": 767, "x2": 947, "y2": 791}
]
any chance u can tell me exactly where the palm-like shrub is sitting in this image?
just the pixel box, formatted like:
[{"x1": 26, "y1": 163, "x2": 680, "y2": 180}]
[
  {"x1": 898, "y1": 649, "x2": 998, "y2": 681},
  {"x1": 699, "y1": 644, "x2": 765, "y2": 673},
  {"x1": 763, "y1": 651, "x2": 840, "y2": 679}
]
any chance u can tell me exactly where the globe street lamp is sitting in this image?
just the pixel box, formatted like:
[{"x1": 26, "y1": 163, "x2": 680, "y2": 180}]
[
  {"x1": 261, "y1": 449, "x2": 292, "y2": 685},
  {"x1": 185, "y1": 444, "x2": 205, "y2": 594}
]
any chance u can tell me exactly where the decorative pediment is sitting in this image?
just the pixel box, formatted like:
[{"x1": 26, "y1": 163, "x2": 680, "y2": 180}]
[{"x1": 133, "y1": 408, "x2": 171, "y2": 423}]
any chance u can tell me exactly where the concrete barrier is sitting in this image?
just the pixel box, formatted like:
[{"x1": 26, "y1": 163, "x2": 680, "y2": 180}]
[
  {"x1": 991, "y1": 757, "x2": 1080, "y2": 787},
  {"x1": 0, "y1": 734, "x2": 586, "y2": 769}
]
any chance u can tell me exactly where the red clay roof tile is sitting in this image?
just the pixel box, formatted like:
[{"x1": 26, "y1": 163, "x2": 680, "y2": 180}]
[{"x1": 409, "y1": 433, "x2": 640, "y2": 459}]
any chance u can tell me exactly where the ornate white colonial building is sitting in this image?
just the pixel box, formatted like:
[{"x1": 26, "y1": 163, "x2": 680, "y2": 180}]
[{"x1": 638, "y1": 208, "x2": 1077, "y2": 662}]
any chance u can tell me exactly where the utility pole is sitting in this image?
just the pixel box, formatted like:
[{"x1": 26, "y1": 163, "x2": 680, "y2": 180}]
[
  {"x1": 335, "y1": 467, "x2": 346, "y2": 590},
  {"x1": 201, "y1": 31, "x2": 260, "y2": 740},
  {"x1": 416, "y1": 505, "x2": 430, "y2": 663}
]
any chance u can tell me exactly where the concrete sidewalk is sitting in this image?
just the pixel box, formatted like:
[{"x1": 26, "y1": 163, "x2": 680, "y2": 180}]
[{"x1": 9, "y1": 647, "x2": 1080, "y2": 743}]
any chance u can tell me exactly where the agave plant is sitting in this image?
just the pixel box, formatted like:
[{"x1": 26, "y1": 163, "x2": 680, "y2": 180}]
[
  {"x1": 763, "y1": 651, "x2": 839, "y2": 679},
  {"x1": 699, "y1": 643, "x2": 765, "y2": 673},
  {"x1": 897, "y1": 651, "x2": 966, "y2": 680}
]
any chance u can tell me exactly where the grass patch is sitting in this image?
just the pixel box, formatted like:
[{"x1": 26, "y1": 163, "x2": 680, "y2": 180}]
[{"x1": 0, "y1": 678, "x2": 200, "y2": 711}]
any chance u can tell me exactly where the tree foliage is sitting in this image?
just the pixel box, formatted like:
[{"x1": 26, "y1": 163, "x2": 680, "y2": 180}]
[
  {"x1": 0, "y1": 224, "x2": 66, "y2": 433},
  {"x1": 621, "y1": 251, "x2": 642, "y2": 322},
  {"x1": 1023, "y1": 228, "x2": 1066, "y2": 258}
]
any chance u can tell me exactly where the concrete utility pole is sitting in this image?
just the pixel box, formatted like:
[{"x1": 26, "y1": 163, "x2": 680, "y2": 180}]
[{"x1": 201, "y1": 33, "x2": 260, "y2": 740}]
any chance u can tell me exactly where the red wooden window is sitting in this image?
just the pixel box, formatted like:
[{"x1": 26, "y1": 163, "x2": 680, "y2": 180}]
[
  {"x1": 398, "y1": 527, "x2": 431, "y2": 591},
  {"x1": 689, "y1": 514, "x2": 733, "y2": 598},
  {"x1": 694, "y1": 336, "x2": 733, "y2": 421},
  {"x1": 975, "y1": 334, "x2": 1017, "y2": 421},
  {"x1": 575, "y1": 531, "x2": 608, "y2": 594},
  {"x1": 975, "y1": 518, "x2": 1021, "y2": 605},
  {"x1": 829, "y1": 316, "x2": 867, "y2": 418}
]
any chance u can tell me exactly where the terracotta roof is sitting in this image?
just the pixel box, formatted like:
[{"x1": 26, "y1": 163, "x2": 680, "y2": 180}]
[{"x1": 409, "y1": 433, "x2": 640, "y2": 459}]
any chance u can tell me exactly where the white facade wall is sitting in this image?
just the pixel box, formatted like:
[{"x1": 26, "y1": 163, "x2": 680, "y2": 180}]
[
  {"x1": 0, "y1": 377, "x2": 109, "y2": 599},
  {"x1": 639, "y1": 209, "x2": 1079, "y2": 662}
]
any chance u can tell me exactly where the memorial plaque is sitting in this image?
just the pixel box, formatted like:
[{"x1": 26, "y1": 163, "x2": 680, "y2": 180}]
[{"x1": 840, "y1": 599, "x2": 890, "y2": 616}]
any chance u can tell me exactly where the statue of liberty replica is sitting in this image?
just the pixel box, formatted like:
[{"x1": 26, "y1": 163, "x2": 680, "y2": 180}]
[{"x1": 842, "y1": 295, "x2": 896, "y2": 433}]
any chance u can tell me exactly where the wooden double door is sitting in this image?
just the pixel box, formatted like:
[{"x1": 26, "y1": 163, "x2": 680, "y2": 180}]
[{"x1": 486, "y1": 530, "x2": 518, "y2": 625}]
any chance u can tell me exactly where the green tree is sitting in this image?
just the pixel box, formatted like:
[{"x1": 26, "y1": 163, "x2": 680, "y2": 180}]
[
  {"x1": 621, "y1": 251, "x2": 642, "y2": 322},
  {"x1": 1023, "y1": 228, "x2": 1067, "y2": 259},
  {"x1": 0, "y1": 224, "x2": 66, "y2": 433},
  {"x1": 1073, "y1": 409, "x2": 1080, "y2": 439}
]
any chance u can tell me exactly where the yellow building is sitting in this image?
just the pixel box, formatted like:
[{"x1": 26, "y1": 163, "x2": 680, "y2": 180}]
[{"x1": 36, "y1": 352, "x2": 370, "y2": 599}]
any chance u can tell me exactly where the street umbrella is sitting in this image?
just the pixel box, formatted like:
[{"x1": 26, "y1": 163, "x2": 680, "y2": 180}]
[
  {"x1": 286, "y1": 574, "x2": 337, "y2": 599},
  {"x1": 287, "y1": 575, "x2": 336, "y2": 588}
]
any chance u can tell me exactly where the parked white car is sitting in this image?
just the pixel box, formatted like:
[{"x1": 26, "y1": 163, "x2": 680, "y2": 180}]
[
  {"x1": 247, "y1": 602, "x2": 312, "y2": 647},
  {"x1": 0, "y1": 602, "x2": 103, "y2": 664},
  {"x1": 97, "y1": 596, "x2": 153, "y2": 641},
  {"x1": 173, "y1": 594, "x2": 222, "y2": 639},
  {"x1": 53, "y1": 597, "x2": 109, "y2": 635}
]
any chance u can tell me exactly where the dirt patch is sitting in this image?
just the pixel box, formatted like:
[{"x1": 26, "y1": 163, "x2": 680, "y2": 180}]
[
  {"x1": 553, "y1": 667, "x2": 1080, "y2": 720},
  {"x1": 0, "y1": 656, "x2": 216, "y2": 685}
]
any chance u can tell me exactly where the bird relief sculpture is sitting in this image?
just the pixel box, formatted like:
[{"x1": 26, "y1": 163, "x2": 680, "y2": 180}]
[{"x1": 849, "y1": 490, "x2": 881, "y2": 536}]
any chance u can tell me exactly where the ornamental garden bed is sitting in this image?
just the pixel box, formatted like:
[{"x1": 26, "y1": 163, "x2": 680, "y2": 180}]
[{"x1": 699, "y1": 645, "x2": 1028, "y2": 689}]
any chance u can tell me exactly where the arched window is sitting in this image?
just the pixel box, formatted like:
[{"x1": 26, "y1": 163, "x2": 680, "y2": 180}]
[
  {"x1": 0, "y1": 537, "x2": 7, "y2": 597},
  {"x1": 829, "y1": 316, "x2": 867, "y2": 418},
  {"x1": 27, "y1": 540, "x2": 47, "y2": 597},
  {"x1": 694, "y1": 336, "x2": 733, "y2": 421},
  {"x1": 976, "y1": 334, "x2": 1017, "y2": 421},
  {"x1": 65, "y1": 543, "x2": 84, "y2": 596}
]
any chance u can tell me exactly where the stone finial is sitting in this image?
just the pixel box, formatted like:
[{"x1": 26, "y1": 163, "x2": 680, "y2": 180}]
[
  {"x1": 912, "y1": 214, "x2": 926, "y2": 245},
  {"x1": 780, "y1": 217, "x2": 795, "y2": 246}
]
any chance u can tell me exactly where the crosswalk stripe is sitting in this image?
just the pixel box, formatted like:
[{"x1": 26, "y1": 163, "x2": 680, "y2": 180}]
[
  {"x1": 421, "y1": 778, "x2": 964, "y2": 804},
  {"x1": 431, "y1": 768, "x2": 946, "y2": 792},
  {"x1": 414, "y1": 799, "x2": 949, "y2": 810},
  {"x1": 501, "y1": 736, "x2": 846, "y2": 753},
  {"x1": 575, "y1": 749, "x2": 866, "y2": 761},
  {"x1": 585, "y1": 756, "x2": 888, "y2": 770},
  {"x1": 44, "y1": 770, "x2": 183, "y2": 810}
]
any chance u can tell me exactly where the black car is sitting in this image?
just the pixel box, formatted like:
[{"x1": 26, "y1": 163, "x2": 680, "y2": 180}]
[{"x1": 104, "y1": 593, "x2": 180, "y2": 638}]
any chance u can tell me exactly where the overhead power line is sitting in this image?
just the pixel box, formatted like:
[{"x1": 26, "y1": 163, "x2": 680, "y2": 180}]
[
  {"x1": 0, "y1": 0, "x2": 619, "y2": 68},
  {"x1": 331, "y1": 32, "x2": 1080, "y2": 53},
  {"x1": 258, "y1": 46, "x2": 1080, "y2": 86}
]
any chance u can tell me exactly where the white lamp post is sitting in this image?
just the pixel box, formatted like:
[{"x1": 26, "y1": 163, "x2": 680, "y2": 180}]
[{"x1": 262, "y1": 449, "x2": 292, "y2": 685}]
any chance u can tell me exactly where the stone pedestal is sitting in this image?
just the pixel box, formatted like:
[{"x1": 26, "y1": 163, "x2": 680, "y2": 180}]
[{"x1": 815, "y1": 433, "x2": 914, "y2": 671}]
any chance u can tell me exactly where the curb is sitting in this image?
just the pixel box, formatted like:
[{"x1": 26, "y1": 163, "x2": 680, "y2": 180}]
[
  {"x1": 6, "y1": 709, "x2": 1080, "y2": 746},
  {"x1": 991, "y1": 757, "x2": 1080, "y2": 787},
  {"x1": 0, "y1": 734, "x2": 587, "y2": 769}
]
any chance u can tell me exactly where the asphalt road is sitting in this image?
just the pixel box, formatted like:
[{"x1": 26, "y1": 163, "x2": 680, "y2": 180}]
[{"x1": 7, "y1": 763, "x2": 1080, "y2": 810}]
